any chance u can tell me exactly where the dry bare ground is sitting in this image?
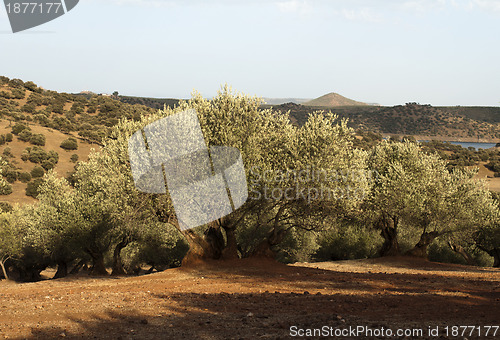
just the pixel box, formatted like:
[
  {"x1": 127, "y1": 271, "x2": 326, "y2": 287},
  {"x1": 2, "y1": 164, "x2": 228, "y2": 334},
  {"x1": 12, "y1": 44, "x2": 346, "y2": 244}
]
[{"x1": 0, "y1": 257, "x2": 498, "y2": 339}]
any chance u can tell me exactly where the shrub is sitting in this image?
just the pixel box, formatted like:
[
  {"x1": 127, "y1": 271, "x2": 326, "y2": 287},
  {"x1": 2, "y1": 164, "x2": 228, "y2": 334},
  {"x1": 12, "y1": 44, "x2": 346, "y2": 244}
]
[
  {"x1": 24, "y1": 81, "x2": 39, "y2": 92},
  {"x1": 5, "y1": 133, "x2": 13, "y2": 142},
  {"x1": 50, "y1": 103, "x2": 65, "y2": 114},
  {"x1": 30, "y1": 166, "x2": 45, "y2": 178},
  {"x1": 11, "y1": 123, "x2": 30, "y2": 135},
  {"x1": 314, "y1": 225, "x2": 382, "y2": 261},
  {"x1": 60, "y1": 137, "x2": 78, "y2": 150},
  {"x1": 18, "y1": 129, "x2": 33, "y2": 142},
  {"x1": 18, "y1": 172, "x2": 32, "y2": 183},
  {"x1": 41, "y1": 158, "x2": 56, "y2": 171},
  {"x1": 21, "y1": 150, "x2": 29, "y2": 161},
  {"x1": 0, "y1": 91, "x2": 12, "y2": 99},
  {"x1": 0, "y1": 182, "x2": 12, "y2": 195},
  {"x1": 2, "y1": 147, "x2": 13, "y2": 158},
  {"x1": 70, "y1": 154, "x2": 79, "y2": 163},
  {"x1": 29, "y1": 133, "x2": 46, "y2": 146},
  {"x1": 47, "y1": 150, "x2": 59, "y2": 163},
  {"x1": 3, "y1": 169, "x2": 17, "y2": 183},
  {"x1": 22, "y1": 103, "x2": 36, "y2": 114},
  {"x1": 0, "y1": 201, "x2": 13, "y2": 213},
  {"x1": 27, "y1": 147, "x2": 48, "y2": 163},
  {"x1": 25, "y1": 178, "x2": 43, "y2": 198},
  {"x1": 10, "y1": 88, "x2": 25, "y2": 100}
]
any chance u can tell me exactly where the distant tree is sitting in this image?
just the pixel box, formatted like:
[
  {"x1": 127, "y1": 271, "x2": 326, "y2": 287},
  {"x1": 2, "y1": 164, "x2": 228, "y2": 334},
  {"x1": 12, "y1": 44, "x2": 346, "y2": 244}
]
[
  {"x1": 27, "y1": 147, "x2": 48, "y2": 163},
  {"x1": 29, "y1": 133, "x2": 46, "y2": 146},
  {"x1": 18, "y1": 130, "x2": 33, "y2": 142},
  {"x1": 30, "y1": 166, "x2": 45, "y2": 178},
  {"x1": 3, "y1": 169, "x2": 17, "y2": 183},
  {"x1": 0, "y1": 158, "x2": 13, "y2": 196},
  {"x1": 70, "y1": 154, "x2": 79, "y2": 163},
  {"x1": 60, "y1": 138, "x2": 78, "y2": 150},
  {"x1": 18, "y1": 172, "x2": 32, "y2": 183},
  {"x1": 23, "y1": 81, "x2": 39, "y2": 92},
  {"x1": 25, "y1": 178, "x2": 44, "y2": 198},
  {"x1": 11, "y1": 123, "x2": 30, "y2": 135}
]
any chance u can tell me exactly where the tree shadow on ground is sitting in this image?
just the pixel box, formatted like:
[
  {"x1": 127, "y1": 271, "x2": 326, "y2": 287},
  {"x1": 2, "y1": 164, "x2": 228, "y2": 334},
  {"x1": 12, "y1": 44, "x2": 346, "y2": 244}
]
[{"x1": 19, "y1": 288, "x2": 500, "y2": 340}]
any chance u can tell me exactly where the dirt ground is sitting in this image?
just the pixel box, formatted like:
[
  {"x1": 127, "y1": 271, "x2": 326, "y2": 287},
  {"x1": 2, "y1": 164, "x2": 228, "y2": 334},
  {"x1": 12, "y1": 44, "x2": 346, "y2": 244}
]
[{"x1": 0, "y1": 257, "x2": 498, "y2": 339}]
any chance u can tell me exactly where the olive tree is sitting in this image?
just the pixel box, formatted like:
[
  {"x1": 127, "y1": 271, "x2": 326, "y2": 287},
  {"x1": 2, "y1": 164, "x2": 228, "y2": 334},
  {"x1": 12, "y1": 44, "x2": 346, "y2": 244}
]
[
  {"x1": 28, "y1": 171, "x2": 86, "y2": 278},
  {"x1": 366, "y1": 141, "x2": 498, "y2": 259},
  {"x1": 0, "y1": 212, "x2": 23, "y2": 280}
]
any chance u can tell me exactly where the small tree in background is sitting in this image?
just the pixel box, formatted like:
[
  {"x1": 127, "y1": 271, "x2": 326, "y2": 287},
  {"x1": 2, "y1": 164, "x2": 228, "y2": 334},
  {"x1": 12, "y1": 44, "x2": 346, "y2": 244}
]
[
  {"x1": 30, "y1": 133, "x2": 46, "y2": 146},
  {"x1": 60, "y1": 137, "x2": 78, "y2": 150}
]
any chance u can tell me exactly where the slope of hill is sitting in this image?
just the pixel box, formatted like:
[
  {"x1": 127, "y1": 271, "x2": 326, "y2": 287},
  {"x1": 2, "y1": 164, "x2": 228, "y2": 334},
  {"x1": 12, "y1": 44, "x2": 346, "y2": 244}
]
[
  {"x1": 118, "y1": 95, "x2": 180, "y2": 110},
  {"x1": 438, "y1": 106, "x2": 500, "y2": 124},
  {"x1": 303, "y1": 92, "x2": 369, "y2": 107},
  {"x1": 272, "y1": 102, "x2": 500, "y2": 141},
  {"x1": 0, "y1": 120, "x2": 96, "y2": 205},
  {"x1": 0, "y1": 76, "x2": 155, "y2": 207}
]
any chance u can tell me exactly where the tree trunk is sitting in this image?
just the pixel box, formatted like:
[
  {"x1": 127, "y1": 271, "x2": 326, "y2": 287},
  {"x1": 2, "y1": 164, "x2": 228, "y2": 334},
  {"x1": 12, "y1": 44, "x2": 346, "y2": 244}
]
[
  {"x1": 0, "y1": 257, "x2": 9, "y2": 281},
  {"x1": 18, "y1": 266, "x2": 44, "y2": 282},
  {"x1": 249, "y1": 228, "x2": 287, "y2": 258},
  {"x1": 377, "y1": 215, "x2": 400, "y2": 257},
  {"x1": 406, "y1": 231, "x2": 440, "y2": 258},
  {"x1": 181, "y1": 230, "x2": 216, "y2": 266},
  {"x1": 487, "y1": 248, "x2": 500, "y2": 268},
  {"x1": 221, "y1": 227, "x2": 239, "y2": 260},
  {"x1": 111, "y1": 239, "x2": 128, "y2": 276},
  {"x1": 86, "y1": 249, "x2": 108, "y2": 276},
  {"x1": 69, "y1": 259, "x2": 87, "y2": 275},
  {"x1": 448, "y1": 242, "x2": 476, "y2": 266},
  {"x1": 204, "y1": 225, "x2": 225, "y2": 260},
  {"x1": 53, "y1": 260, "x2": 68, "y2": 279}
]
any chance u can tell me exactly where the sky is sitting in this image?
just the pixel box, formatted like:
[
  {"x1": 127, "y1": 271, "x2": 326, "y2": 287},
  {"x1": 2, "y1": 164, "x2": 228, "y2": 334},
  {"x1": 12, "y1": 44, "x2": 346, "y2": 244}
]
[{"x1": 0, "y1": 0, "x2": 499, "y2": 106}]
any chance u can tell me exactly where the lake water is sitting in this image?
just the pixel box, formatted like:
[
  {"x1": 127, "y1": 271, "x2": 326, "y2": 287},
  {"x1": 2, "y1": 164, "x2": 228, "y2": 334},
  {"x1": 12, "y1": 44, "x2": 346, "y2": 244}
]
[
  {"x1": 416, "y1": 140, "x2": 498, "y2": 150},
  {"x1": 448, "y1": 142, "x2": 497, "y2": 150}
]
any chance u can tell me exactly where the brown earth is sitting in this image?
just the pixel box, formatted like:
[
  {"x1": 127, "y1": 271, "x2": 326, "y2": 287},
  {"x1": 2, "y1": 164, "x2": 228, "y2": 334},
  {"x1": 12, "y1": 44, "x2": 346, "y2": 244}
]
[{"x1": 0, "y1": 257, "x2": 498, "y2": 339}]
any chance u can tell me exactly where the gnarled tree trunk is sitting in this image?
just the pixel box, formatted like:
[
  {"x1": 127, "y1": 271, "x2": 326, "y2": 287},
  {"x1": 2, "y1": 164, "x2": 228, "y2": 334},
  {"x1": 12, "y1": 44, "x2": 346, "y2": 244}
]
[
  {"x1": 448, "y1": 242, "x2": 476, "y2": 266},
  {"x1": 86, "y1": 248, "x2": 108, "y2": 276},
  {"x1": 53, "y1": 260, "x2": 68, "y2": 279},
  {"x1": 249, "y1": 228, "x2": 288, "y2": 258},
  {"x1": 486, "y1": 248, "x2": 500, "y2": 267},
  {"x1": 377, "y1": 214, "x2": 401, "y2": 257},
  {"x1": 406, "y1": 231, "x2": 440, "y2": 258},
  {"x1": 204, "y1": 225, "x2": 225, "y2": 260},
  {"x1": 181, "y1": 229, "x2": 217, "y2": 266},
  {"x1": 221, "y1": 226, "x2": 239, "y2": 260},
  {"x1": 69, "y1": 259, "x2": 87, "y2": 275},
  {"x1": 111, "y1": 238, "x2": 129, "y2": 276}
]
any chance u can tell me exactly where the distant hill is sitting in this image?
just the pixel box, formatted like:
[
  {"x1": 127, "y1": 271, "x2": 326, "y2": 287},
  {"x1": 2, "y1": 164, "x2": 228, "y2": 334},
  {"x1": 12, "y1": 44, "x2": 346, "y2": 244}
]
[
  {"x1": 118, "y1": 96, "x2": 181, "y2": 110},
  {"x1": 303, "y1": 93, "x2": 369, "y2": 107},
  {"x1": 271, "y1": 102, "x2": 500, "y2": 141}
]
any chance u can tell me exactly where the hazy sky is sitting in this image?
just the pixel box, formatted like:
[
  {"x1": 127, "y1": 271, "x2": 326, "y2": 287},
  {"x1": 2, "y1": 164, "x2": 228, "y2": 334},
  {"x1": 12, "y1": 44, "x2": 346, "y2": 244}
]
[{"x1": 1, "y1": 0, "x2": 499, "y2": 106}]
